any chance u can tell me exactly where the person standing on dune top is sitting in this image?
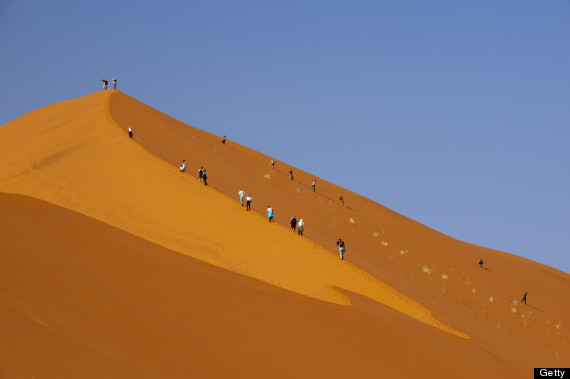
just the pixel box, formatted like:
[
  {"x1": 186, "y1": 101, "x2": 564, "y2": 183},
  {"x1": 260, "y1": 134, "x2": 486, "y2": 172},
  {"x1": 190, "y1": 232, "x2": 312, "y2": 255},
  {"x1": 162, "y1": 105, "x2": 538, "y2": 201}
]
[
  {"x1": 101, "y1": 78, "x2": 108, "y2": 90},
  {"x1": 113, "y1": 77, "x2": 117, "y2": 90}
]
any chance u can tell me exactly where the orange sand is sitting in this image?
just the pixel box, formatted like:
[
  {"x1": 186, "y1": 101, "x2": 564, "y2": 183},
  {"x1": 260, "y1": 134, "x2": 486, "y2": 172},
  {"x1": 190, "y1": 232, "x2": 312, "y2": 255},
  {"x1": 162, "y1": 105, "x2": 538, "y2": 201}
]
[{"x1": 1, "y1": 91, "x2": 569, "y2": 377}]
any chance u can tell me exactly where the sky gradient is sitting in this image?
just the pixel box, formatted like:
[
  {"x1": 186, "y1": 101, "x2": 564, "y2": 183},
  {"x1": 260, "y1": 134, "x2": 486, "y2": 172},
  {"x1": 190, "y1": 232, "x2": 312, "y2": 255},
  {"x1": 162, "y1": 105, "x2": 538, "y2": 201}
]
[{"x1": 1, "y1": 1, "x2": 569, "y2": 273}]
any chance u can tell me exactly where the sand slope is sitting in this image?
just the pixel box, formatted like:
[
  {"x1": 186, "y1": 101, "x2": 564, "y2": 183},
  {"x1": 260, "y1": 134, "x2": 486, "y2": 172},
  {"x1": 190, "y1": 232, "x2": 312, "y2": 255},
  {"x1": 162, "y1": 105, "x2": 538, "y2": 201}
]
[
  {"x1": 0, "y1": 192, "x2": 512, "y2": 378},
  {"x1": 1, "y1": 90, "x2": 569, "y2": 377}
]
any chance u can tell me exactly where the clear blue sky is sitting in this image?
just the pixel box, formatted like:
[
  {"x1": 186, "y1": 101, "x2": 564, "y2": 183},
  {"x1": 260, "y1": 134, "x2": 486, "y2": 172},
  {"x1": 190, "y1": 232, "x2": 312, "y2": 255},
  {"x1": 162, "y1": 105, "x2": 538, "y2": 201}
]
[{"x1": 1, "y1": 1, "x2": 569, "y2": 273}]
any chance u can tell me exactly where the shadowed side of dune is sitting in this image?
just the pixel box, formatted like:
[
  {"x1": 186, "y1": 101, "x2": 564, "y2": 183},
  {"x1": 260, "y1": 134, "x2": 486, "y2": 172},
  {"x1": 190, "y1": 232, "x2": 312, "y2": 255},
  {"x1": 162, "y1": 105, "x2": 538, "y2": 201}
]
[
  {"x1": 106, "y1": 91, "x2": 570, "y2": 368},
  {"x1": 0, "y1": 193, "x2": 515, "y2": 378}
]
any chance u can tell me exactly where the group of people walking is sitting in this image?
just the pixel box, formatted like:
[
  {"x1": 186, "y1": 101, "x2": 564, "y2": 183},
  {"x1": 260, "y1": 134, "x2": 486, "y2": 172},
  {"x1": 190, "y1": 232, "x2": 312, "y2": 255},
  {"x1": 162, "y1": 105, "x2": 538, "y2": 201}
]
[
  {"x1": 179, "y1": 160, "x2": 208, "y2": 185},
  {"x1": 128, "y1": 126, "x2": 347, "y2": 260}
]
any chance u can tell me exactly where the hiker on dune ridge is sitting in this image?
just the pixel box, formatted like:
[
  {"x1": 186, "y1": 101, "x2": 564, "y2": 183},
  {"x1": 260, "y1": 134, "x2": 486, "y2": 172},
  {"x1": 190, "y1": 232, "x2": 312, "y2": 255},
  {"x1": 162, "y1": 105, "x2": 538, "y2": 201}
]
[
  {"x1": 238, "y1": 189, "x2": 245, "y2": 206},
  {"x1": 290, "y1": 215, "x2": 297, "y2": 232},
  {"x1": 297, "y1": 219, "x2": 304, "y2": 236}
]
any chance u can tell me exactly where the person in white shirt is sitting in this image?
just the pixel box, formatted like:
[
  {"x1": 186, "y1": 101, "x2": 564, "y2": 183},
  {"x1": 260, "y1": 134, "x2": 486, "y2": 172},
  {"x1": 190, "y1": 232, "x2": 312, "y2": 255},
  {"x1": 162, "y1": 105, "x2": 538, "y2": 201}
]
[
  {"x1": 238, "y1": 189, "x2": 245, "y2": 206},
  {"x1": 113, "y1": 77, "x2": 117, "y2": 90},
  {"x1": 128, "y1": 126, "x2": 133, "y2": 139},
  {"x1": 267, "y1": 206, "x2": 274, "y2": 222},
  {"x1": 246, "y1": 195, "x2": 252, "y2": 211},
  {"x1": 297, "y1": 219, "x2": 304, "y2": 236},
  {"x1": 180, "y1": 159, "x2": 186, "y2": 173}
]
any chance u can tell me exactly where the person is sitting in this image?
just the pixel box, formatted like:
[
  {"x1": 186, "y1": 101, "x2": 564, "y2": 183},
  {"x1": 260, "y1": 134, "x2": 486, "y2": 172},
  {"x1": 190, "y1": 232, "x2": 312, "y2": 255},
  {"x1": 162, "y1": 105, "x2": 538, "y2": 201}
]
[
  {"x1": 290, "y1": 215, "x2": 297, "y2": 232},
  {"x1": 270, "y1": 158, "x2": 275, "y2": 169},
  {"x1": 339, "y1": 194, "x2": 344, "y2": 206},
  {"x1": 128, "y1": 126, "x2": 133, "y2": 139},
  {"x1": 202, "y1": 169, "x2": 208, "y2": 185},
  {"x1": 113, "y1": 77, "x2": 117, "y2": 90},
  {"x1": 198, "y1": 167, "x2": 204, "y2": 183},
  {"x1": 479, "y1": 259, "x2": 484, "y2": 268},
  {"x1": 267, "y1": 206, "x2": 274, "y2": 222},
  {"x1": 521, "y1": 292, "x2": 527, "y2": 304},
  {"x1": 246, "y1": 195, "x2": 252, "y2": 211},
  {"x1": 180, "y1": 159, "x2": 186, "y2": 173},
  {"x1": 222, "y1": 135, "x2": 226, "y2": 144},
  {"x1": 336, "y1": 238, "x2": 346, "y2": 260},
  {"x1": 312, "y1": 180, "x2": 316, "y2": 192},
  {"x1": 238, "y1": 189, "x2": 245, "y2": 206},
  {"x1": 297, "y1": 219, "x2": 304, "y2": 236},
  {"x1": 101, "y1": 78, "x2": 108, "y2": 90},
  {"x1": 289, "y1": 170, "x2": 293, "y2": 180}
]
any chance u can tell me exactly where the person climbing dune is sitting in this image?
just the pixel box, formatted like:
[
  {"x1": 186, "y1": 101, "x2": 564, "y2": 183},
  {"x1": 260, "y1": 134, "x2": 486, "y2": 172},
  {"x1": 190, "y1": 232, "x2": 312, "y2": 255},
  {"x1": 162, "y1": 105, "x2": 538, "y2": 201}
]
[
  {"x1": 336, "y1": 238, "x2": 346, "y2": 260},
  {"x1": 297, "y1": 219, "x2": 304, "y2": 236}
]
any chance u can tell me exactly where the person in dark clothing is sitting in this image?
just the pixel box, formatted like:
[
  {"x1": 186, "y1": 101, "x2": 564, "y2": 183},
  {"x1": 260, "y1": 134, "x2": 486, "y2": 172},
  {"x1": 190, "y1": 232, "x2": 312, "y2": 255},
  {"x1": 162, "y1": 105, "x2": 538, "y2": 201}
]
[
  {"x1": 521, "y1": 292, "x2": 527, "y2": 304},
  {"x1": 289, "y1": 170, "x2": 293, "y2": 180},
  {"x1": 113, "y1": 77, "x2": 117, "y2": 90},
  {"x1": 202, "y1": 169, "x2": 208, "y2": 185},
  {"x1": 479, "y1": 259, "x2": 484, "y2": 268},
  {"x1": 339, "y1": 195, "x2": 344, "y2": 206},
  {"x1": 221, "y1": 135, "x2": 226, "y2": 144},
  {"x1": 290, "y1": 215, "x2": 297, "y2": 232},
  {"x1": 128, "y1": 126, "x2": 133, "y2": 139},
  {"x1": 312, "y1": 180, "x2": 316, "y2": 192},
  {"x1": 246, "y1": 195, "x2": 252, "y2": 211},
  {"x1": 198, "y1": 167, "x2": 204, "y2": 183},
  {"x1": 270, "y1": 158, "x2": 275, "y2": 169},
  {"x1": 101, "y1": 78, "x2": 108, "y2": 90},
  {"x1": 336, "y1": 238, "x2": 346, "y2": 260}
]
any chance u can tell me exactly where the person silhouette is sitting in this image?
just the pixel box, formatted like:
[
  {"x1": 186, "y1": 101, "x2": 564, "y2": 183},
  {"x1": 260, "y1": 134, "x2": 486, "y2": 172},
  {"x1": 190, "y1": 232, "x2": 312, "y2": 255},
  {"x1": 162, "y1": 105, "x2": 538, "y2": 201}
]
[{"x1": 521, "y1": 292, "x2": 527, "y2": 304}]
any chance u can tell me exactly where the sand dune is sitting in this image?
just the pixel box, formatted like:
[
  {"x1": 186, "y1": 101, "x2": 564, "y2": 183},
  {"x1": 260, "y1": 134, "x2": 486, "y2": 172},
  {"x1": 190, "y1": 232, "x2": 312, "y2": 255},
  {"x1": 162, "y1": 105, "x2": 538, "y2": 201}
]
[{"x1": 1, "y1": 90, "x2": 569, "y2": 377}]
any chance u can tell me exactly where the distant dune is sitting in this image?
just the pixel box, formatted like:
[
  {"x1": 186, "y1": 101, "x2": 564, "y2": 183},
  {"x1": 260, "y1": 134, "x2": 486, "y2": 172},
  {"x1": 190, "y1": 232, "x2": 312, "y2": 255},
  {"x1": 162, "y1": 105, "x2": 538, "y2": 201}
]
[{"x1": 1, "y1": 91, "x2": 568, "y2": 377}]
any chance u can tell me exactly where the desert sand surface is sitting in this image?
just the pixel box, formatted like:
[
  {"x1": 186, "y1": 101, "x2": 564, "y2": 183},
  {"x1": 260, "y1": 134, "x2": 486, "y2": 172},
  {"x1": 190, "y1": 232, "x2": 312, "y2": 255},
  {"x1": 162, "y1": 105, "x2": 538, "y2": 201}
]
[{"x1": 1, "y1": 90, "x2": 569, "y2": 377}]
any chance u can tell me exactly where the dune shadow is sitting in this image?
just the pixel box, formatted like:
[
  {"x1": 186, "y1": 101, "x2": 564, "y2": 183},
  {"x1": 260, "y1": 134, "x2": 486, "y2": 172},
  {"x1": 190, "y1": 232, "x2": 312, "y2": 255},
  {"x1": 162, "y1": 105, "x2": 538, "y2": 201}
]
[
  {"x1": 525, "y1": 304, "x2": 544, "y2": 312},
  {"x1": 484, "y1": 267, "x2": 492, "y2": 271}
]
